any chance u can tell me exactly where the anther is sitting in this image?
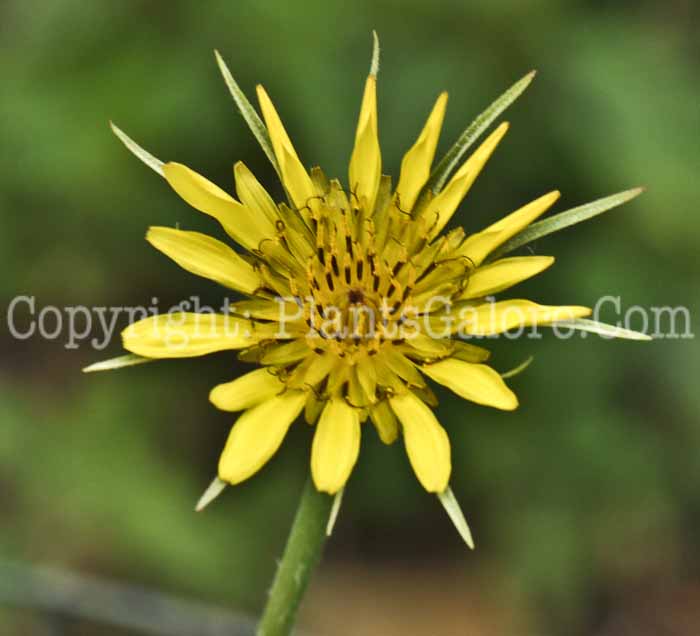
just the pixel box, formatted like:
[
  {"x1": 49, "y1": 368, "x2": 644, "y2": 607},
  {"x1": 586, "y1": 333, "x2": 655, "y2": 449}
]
[
  {"x1": 348, "y1": 289, "x2": 364, "y2": 304},
  {"x1": 330, "y1": 254, "x2": 340, "y2": 277}
]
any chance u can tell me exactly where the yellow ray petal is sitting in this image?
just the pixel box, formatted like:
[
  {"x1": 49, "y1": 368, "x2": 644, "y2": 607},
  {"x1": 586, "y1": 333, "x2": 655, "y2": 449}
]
[
  {"x1": 146, "y1": 227, "x2": 261, "y2": 294},
  {"x1": 382, "y1": 349, "x2": 425, "y2": 387},
  {"x1": 162, "y1": 162, "x2": 272, "y2": 251},
  {"x1": 399, "y1": 333, "x2": 454, "y2": 360},
  {"x1": 304, "y1": 392, "x2": 324, "y2": 426},
  {"x1": 256, "y1": 85, "x2": 317, "y2": 213},
  {"x1": 458, "y1": 191, "x2": 560, "y2": 266},
  {"x1": 259, "y1": 339, "x2": 311, "y2": 365},
  {"x1": 232, "y1": 298, "x2": 301, "y2": 322},
  {"x1": 389, "y1": 392, "x2": 451, "y2": 493},
  {"x1": 451, "y1": 341, "x2": 492, "y2": 363},
  {"x1": 311, "y1": 398, "x2": 361, "y2": 494},
  {"x1": 421, "y1": 359, "x2": 518, "y2": 411},
  {"x1": 233, "y1": 161, "x2": 280, "y2": 225},
  {"x1": 455, "y1": 300, "x2": 591, "y2": 336},
  {"x1": 286, "y1": 351, "x2": 338, "y2": 389},
  {"x1": 356, "y1": 356, "x2": 378, "y2": 406},
  {"x1": 347, "y1": 366, "x2": 372, "y2": 407},
  {"x1": 396, "y1": 92, "x2": 448, "y2": 212},
  {"x1": 218, "y1": 391, "x2": 306, "y2": 484},
  {"x1": 122, "y1": 313, "x2": 255, "y2": 358},
  {"x1": 370, "y1": 355, "x2": 406, "y2": 395},
  {"x1": 209, "y1": 367, "x2": 285, "y2": 412},
  {"x1": 489, "y1": 191, "x2": 560, "y2": 234},
  {"x1": 424, "y1": 122, "x2": 509, "y2": 236},
  {"x1": 369, "y1": 400, "x2": 399, "y2": 444},
  {"x1": 458, "y1": 256, "x2": 555, "y2": 300},
  {"x1": 349, "y1": 75, "x2": 381, "y2": 215}
]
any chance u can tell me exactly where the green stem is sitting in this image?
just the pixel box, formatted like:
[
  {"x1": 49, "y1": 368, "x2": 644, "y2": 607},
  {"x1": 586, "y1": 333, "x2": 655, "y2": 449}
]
[{"x1": 256, "y1": 476, "x2": 332, "y2": 636}]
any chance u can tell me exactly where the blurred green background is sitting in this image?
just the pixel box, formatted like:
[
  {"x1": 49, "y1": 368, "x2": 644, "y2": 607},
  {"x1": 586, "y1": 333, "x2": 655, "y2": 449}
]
[{"x1": 1, "y1": 1, "x2": 699, "y2": 634}]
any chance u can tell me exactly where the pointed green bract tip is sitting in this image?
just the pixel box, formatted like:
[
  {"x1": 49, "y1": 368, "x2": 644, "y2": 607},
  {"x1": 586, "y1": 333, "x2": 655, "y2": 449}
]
[
  {"x1": 550, "y1": 318, "x2": 653, "y2": 341},
  {"x1": 110, "y1": 122, "x2": 164, "y2": 176},
  {"x1": 370, "y1": 31, "x2": 380, "y2": 77},
  {"x1": 489, "y1": 186, "x2": 647, "y2": 261},
  {"x1": 425, "y1": 68, "x2": 538, "y2": 195},
  {"x1": 501, "y1": 355, "x2": 534, "y2": 379},
  {"x1": 83, "y1": 353, "x2": 154, "y2": 373},
  {"x1": 438, "y1": 486, "x2": 475, "y2": 549},
  {"x1": 325, "y1": 487, "x2": 345, "y2": 536},
  {"x1": 195, "y1": 477, "x2": 228, "y2": 512},
  {"x1": 214, "y1": 50, "x2": 281, "y2": 179},
  {"x1": 213, "y1": 49, "x2": 230, "y2": 77}
]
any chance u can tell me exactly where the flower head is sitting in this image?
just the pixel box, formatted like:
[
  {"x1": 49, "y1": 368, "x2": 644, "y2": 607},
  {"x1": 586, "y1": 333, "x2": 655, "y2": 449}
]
[{"x1": 89, "y1": 35, "x2": 644, "y2": 545}]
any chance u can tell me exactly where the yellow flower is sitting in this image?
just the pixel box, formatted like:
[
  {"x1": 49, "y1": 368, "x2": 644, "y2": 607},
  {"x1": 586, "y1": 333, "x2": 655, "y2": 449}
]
[{"x1": 89, "y1": 36, "x2": 645, "y2": 546}]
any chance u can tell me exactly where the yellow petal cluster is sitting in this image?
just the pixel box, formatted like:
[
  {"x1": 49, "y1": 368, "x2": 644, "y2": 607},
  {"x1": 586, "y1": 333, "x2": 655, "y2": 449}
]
[{"x1": 110, "y1": 46, "x2": 601, "y2": 546}]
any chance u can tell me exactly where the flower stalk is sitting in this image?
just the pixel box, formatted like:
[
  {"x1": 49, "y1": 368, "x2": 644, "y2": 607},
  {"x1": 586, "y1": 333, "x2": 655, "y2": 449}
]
[{"x1": 256, "y1": 477, "x2": 332, "y2": 636}]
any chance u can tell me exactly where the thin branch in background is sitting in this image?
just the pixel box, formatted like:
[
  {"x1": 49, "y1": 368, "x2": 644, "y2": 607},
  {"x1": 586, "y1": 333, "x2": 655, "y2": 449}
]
[{"x1": 0, "y1": 559, "x2": 256, "y2": 636}]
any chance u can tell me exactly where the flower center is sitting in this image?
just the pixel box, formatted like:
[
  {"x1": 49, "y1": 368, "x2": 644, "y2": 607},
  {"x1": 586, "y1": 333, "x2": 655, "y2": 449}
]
[{"x1": 250, "y1": 181, "x2": 473, "y2": 364}]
